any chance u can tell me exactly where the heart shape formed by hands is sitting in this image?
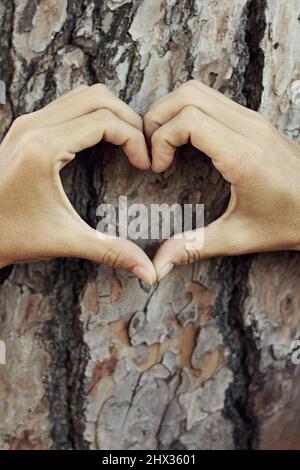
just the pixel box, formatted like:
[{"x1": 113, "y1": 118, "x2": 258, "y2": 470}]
[{"x1": 1, "y1": 80, "x2": 299, "y2": 283}]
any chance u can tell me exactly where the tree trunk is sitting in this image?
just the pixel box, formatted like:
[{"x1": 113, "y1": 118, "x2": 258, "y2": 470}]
[{"x1": 0, "y1": 0, "x2": 300, "y2": 450}]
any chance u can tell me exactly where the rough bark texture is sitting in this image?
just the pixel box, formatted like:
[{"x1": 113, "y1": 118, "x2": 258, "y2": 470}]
[{"x1": 0, "y1": 0, "x2": 300, "y2": 450}]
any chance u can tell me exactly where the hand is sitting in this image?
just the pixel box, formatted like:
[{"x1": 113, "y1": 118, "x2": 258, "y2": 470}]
[
  {"x1": 144, "y1": 80, "x2": 300, "y2": 280},
  {"x1": 0, "y1": 84, "x2": 156, "y2": 285}
]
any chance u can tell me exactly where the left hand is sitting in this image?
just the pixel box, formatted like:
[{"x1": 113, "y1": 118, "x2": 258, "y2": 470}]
[{"x1": 0, "y1": 84, "x2": 156, "y2": 285}]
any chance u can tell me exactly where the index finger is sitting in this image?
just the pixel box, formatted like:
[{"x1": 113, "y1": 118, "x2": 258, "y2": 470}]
[{"x1": 35, "y1": 84, "x2": 144, "y2": 131}]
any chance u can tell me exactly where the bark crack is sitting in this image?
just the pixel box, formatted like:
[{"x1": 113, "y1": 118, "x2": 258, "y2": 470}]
[
  {"x1": 45, "y1": 140, "x2": 103, "y2": 450},
  {"x1": 243, "y1": 0, "x2": 267, "y2": 110},
  {"x1": 215, "y1": 0, "x2": 267, "y2": 449},
  {"x1": 215, "y1": 256, "x2": 262, "y2": 449}
]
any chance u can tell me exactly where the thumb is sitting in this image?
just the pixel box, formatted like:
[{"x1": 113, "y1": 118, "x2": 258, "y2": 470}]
[
  {"x1": 153, "y1": 218, "x2": 249, "y2": 281},
  {"x1": 57, "y1": 221, "x2": 157, "y2": 285}
]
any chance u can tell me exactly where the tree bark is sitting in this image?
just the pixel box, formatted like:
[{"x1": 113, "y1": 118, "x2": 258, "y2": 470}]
[{"x1": 0, "y1": 0, "x2": 300, "y2": 450}]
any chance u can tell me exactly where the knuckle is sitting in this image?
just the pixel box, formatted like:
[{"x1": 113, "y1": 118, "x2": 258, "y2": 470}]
[
  {"x1": 90, "y1": 83, "x2": 109, "y2": 96},
  {"x1": 180, "y1": 105, "x2": 201, "y2": 121},
  {"x1": 133, "y1": 128, "x2": 144, "y2": 140},
  {"x1": 101, "y1": 246, "x2": 122, "y2": 269},
  {"x1": 229, "y1": 146, "x2": 260, "y2": 184},
  {"x1": 151, "y1": 128, "x2": 163, "y2": 146},
  {"x1": 136, "y1": 114, "x2": 144, "y2": 131},
  {"x1": 144, "y1": 108, "x2": 162, "y2": 134},
  {"x1": 19, "y1": 128, "x2": 48, "y2": 158},
  {"x1": 127, "y1": 126, "x2": 144, "y2": 145},
  {"x1": 89, "y1": 84, "x2": 111, "y2": 108},
  {"x1": 144, "y1": 109, "x2": 156, "y2": 124},
  {"x1": 17, "y1": 128, "x2": 36, "y2": 147},
  {"x1": 94, "y1": 108, "x2": 114, "y2": 121},
  {"x1": 222, "y1": 141, "x2": 263, "y2": 185},
  {"x1": 226, "y1": 160, "x2": 246, "y2": 185},
  {"x1": 10, "y1": 114, "x2": 33, "y2": 134},
  {"x1": 176, "y1": 81, "x2": 195, "y2": 97},
  {"x1": 179, "y1": 245, "x2": 201, "y2": 265}
]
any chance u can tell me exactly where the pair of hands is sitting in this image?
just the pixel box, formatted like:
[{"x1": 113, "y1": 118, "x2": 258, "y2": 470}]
[{"x1": 0, "y1": 80, "x2": 300, "y2": 284}]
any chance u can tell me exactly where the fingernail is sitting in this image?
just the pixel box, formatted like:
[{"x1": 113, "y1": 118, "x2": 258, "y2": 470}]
[
  {"x1": 132, "y1": 266, "x2": 155, "y2": 285},
  {"x1": 158, "y1": 263, "x2": 174, "y2": 281}
]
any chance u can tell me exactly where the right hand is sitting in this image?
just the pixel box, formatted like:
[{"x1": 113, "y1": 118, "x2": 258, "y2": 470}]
[
  {"x1": 144, "y1": 80, "x2": 300, "y2": 281},
  {"x1": 0, "y1": 84, "x2": 156, "y2": 285}
]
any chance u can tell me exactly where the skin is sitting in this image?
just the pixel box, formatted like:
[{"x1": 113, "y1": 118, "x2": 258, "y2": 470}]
[
  {"x1": 1, "y1": 80, "x2": 300, "y2": 283},
  {"x1": 0, "y1": 84, "x2": 156, "y2": 285},
  {"x1": 144, "y1": 80, "x2": 300, "y2": 280}
]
